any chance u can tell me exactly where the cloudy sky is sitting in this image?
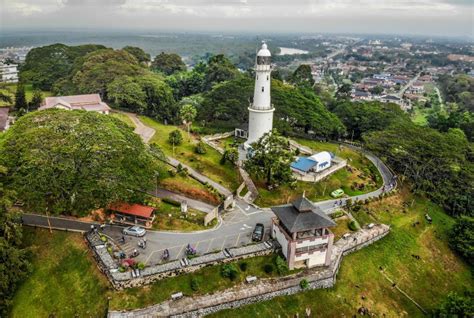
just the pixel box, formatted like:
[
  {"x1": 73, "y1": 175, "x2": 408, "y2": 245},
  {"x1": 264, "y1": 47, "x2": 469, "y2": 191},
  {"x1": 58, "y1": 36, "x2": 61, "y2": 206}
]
[{"x1": 1, "y1": 0, "x2": 473, "y2": 37}]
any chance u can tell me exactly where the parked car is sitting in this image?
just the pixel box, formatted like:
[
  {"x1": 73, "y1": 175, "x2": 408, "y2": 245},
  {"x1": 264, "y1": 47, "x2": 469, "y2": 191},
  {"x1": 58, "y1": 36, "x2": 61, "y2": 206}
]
[
  {"x1": 252, "y1": 223, "x2": 264, "y2": 241},
  {"x1": 122, "y1": 226, "x2": 146, "y2": 237},
  {"x1": 331, "y1": 188, "x2": 345, "y2": 198}
]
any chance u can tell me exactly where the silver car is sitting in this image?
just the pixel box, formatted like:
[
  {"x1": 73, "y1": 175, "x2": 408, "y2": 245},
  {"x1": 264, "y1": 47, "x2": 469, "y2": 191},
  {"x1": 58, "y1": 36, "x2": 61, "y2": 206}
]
[{"x1": 122, "y1": 226, "x2": 146, "y2": 237}]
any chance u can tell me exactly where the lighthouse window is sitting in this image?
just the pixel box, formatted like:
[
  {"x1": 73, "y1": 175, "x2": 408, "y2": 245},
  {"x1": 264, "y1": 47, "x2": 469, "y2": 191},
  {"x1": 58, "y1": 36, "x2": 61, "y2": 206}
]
[
  {"x1": 267, "y1": 75, "x2": 269, "y2": 80},
  {"x1": 256, "y1": 75, "x2": 258, "y2": 80},
  {"x1": 262, "y1": 87, "x2": 264, "y2": 92}
]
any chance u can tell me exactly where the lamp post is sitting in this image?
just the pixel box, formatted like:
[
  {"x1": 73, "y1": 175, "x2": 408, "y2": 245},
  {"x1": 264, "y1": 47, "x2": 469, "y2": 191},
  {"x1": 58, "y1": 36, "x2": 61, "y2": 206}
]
[{"x1": 155, "y1": 171, "x2": 159, "y2": 196}]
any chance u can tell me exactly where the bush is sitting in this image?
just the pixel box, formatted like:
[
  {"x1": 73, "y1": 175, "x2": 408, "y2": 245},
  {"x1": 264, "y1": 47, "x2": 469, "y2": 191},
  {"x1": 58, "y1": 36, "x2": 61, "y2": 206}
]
[
  {"x1": 274, "y1": 256, "x2": 289, "y2": 275},
  {"x1": 168, "y1": 169, "x2": 176, "y2": 177},
  {"x1": 195, "y1": 141, "x2": 207, "y2": 154},
  {"x1": 263, "y1": 264, "x2": 274, "y2": 274},
  {"x1": 434, "y1": 292, "x2": 474, "y2": 317},
  {"x1": 300, "y1": 279, "x2": 309, "y2": 289},
  {"x1": 137, "y1": 262, "x2": 145, "y2": 270},
  {"x1": 239, "y1": 262, "x2": 248, "y2": 272},
  {"x1": 100, "y1": 235, "x2": 107, "y2": 242},
  {"x1": 118, "y1": 266, "x2": 126, "y2": 273},
  {"x1": 448, "y1": 217, "x2": 474, "y2": 263},
  {"x1": 190, "y1": 277, "x2": 199, "y2": 291},
  {"x1": 162, "y1": 198, "x2": 181, "y2": 207},
  {"x1": 221, "y1": 264, "x2": 239, "y2": 280},
  {"x1": 348, "y1": 220, "x2": 361, "y2": 231}
]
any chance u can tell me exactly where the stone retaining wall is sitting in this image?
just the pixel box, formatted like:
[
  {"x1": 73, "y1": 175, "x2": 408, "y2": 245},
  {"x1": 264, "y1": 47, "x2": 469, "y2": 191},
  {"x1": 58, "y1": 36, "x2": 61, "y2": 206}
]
[{"x1": 108, "y1": 224, "x2": 390, "y2": 317}]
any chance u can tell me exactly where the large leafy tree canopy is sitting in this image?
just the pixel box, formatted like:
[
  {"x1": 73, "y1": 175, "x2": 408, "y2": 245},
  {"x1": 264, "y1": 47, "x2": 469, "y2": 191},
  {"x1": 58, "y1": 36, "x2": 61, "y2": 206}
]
[
  {"x1": 72, "y1": 49, "x2": 146, "y2": 97},
  {"x1": 123, "y1": 46, "x2": 151, "y2": 64},
  {"x1": 151, "y1": 52, "x2": 187, "y2": 75},
  {"x1": 21, "y1": 43, "x2": 106, "y2": 90},
  {"x1": 288, "y1": 64, "x2": 314, "y2": 88},
  {"x1": 448, "y1": 217, "x2": 474, "y2": 264},
  {"x1": 244, "y1": 130, "x2": 295, "y2": 187},
  {"x1": 0, "y1": 110, "x2": 159, "y2": 216},
  {"x1": 0, "y1": 166, "x2": 30, "y2": 316},
  {"x1": 200, "y1": 75, "x2": 344, "y2": 137},
  {"x1": 364, "y1": 123, "x2": 473, "y2": 216},
  {"x1": 204, "y1": 54, "x2": 239, "y2": 90},
  {"x1": 333, "y1": 101, "x2": 410, "y2": 140}
]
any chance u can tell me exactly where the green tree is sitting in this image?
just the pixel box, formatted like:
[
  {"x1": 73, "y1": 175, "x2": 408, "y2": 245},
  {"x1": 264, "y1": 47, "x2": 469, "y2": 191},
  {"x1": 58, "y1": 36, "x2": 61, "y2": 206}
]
[
  {"x1": 123, "y1": 46, "x2": 151, "y2": 64},
  {"x1": 369, "y1": 85, "x2": 384, "y2": 95},
  {"x1": 107, "y1": 76, "x2": 146, "y2": 113},
  {"x1": 288, "y1": 64, "x2": 314, "y2": 88},
  {"x1": 20, "y1": 43, "x2": 106, "y2": 90},
  {"x1": 168, "y1": 129, "x2": 183, "y2": 156},
  {"x1": 179, "y1": 104, "x2": 197, "y2": 139},
  {"x1": 204, "y1": 54, "x2": 239, "y2": 90},
  {"x1": 0, "y1": 84, "x2": 13, "y2": 104},
  {"x1": 434, "y1": 292, "x2": 474, "y2": 317},
  {"x1": 335, "y1": 83, "x2": 352, "y2": 100},
  {"x1": 0, "y1": 167, "x2": 31, "y2": 316},
  {"x1": 14, "y1": 83, "x2": 27, "y2": 115},
  {"x1": 364, "y1": 122, "x2": 473, "y2": 216},
  {"x1": 244, "y1": 130, "x2": 295, "y2": 187},
  {"x1": 221, "y1": 147, "x2": 238, "y2": 165},
  {"x1": 28, "y1": 89, "x2": 43, "y2": 110},
  {"x1": 135, "y1": 74, "x2": 177, "y2": 123},
  {"x1": 151, "y1": 52, "x2": 186, "y2": 75},
  {"x1": 0, "y1": 110, "x2": 158, "y2": 216},
  {"x1": 72, "y1": 49, "x2": 145, "y2": 98},
  {"x1": 449, "y1": 217, "x2": 474, "y2": 263}
]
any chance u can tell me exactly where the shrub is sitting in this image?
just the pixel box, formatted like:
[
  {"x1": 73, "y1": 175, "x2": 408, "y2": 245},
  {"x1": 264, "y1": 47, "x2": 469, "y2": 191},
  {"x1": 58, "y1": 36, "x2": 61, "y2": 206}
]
[
  {"x1": 195, "y1": 142, "x2": 207, "y2": 154},
  {"x1": 168, "y1": 169, "x2": 176, "y2": 177},
  {"x1": 263, "y1": 264, "x2": 274, "y2": 274},
  {"x1": 348, "y1": 220, "x2": 361, "y2": 231},
  {"x1": 448, "y1": 217, "x2": 474, "y2": 263},
  {"x1": 221, "y1": 264, "x2": 239, "y2": 280},
  {"x1": 274, "y1": 256, "x2": 289, "y2": 275},
  {"x1": 300, "y1": 279, "x2": 309, "y2": 289},
  {"x1": 162, "y1": 198, "x2": 181, "y2": 207},
  {"x1": 100, "y1": 235, "x2": 107, "y2": 242},
  {"x1": 190, "y1": 277, "x2": 200, "y2": 291},
  {"x1": 137, "y1": 262, "x2": 145, "y2": 270},
  {"x1": 118, "y1": 266, "x2": 126, "y2": 273},
  {"x1": 239, "y1": 262, "x2": 248, "y2": 272}
]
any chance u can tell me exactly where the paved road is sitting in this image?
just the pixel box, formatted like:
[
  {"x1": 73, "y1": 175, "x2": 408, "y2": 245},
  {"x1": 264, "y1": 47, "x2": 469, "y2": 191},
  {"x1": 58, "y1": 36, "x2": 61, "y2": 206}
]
[
  {"x1": 395, "y1": 72, "x2": 421, "y2": 98},
  {"x1": 152, "y1": 188, "x2": 216, "y2": 213}
]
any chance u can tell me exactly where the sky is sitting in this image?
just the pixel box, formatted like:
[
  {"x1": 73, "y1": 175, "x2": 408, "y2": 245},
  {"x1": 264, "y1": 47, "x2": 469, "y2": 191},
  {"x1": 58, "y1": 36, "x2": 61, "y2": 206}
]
[{"x1": 1, "y1": 0, "x2": 473, "y2": 38}]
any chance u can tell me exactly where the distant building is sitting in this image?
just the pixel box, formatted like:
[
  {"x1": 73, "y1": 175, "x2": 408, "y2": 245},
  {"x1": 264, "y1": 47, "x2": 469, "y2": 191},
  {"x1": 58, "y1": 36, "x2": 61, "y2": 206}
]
[
  {"x1": 291, "y1": 151, "x2": 333, "y2": 174},
  {"x1": 271, "y1": 196, "x2": 336, "y2": 269},
  {"x1": 0, "y1": 63, "x2": 18, "y2": 83},
  {"x1": 39, "y1": 94, "x2": 111, "y2": 114}
]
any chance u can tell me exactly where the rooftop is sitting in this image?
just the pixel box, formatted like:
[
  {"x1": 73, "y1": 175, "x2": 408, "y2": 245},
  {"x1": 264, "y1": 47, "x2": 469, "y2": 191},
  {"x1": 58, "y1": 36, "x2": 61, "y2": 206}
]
[
  {"x1": 272, "y1": 196, "x2": 336, "y2": 233},
  {"x1": 109, "y1": 203, "x2": 155, "y2": 219}
]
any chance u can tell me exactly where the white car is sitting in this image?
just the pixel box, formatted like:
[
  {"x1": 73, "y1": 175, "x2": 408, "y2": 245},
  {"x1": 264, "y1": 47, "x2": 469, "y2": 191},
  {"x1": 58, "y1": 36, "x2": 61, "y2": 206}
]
[{"x1": 122, "y1": 226, "x2": 146, "y2": 237}]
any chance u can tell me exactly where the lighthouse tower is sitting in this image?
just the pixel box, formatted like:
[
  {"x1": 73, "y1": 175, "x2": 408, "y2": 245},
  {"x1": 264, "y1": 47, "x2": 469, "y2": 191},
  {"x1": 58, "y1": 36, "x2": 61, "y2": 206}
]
[{"x1": 245, "y1": 41, "x2": 274, "y2": 149}]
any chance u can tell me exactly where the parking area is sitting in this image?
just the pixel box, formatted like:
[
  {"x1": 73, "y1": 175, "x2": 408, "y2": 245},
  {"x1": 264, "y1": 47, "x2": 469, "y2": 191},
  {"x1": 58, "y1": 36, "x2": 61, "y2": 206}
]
[{"x1": 103, "y1": 201, "x2": 273, "y2": 266}]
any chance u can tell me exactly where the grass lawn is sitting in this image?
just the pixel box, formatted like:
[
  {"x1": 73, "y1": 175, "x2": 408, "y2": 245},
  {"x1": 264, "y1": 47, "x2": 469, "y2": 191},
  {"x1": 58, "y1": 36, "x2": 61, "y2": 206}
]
[
  {"x1": 10, "y1": 228, "x2": 111, "y2": 318},
  {"x1": 110, "y1": 111, "x2": 135, "y2": 127},
  {"x1": 148, "y1": 199, "x2": 215, "y2": 232},
  {"x1": 254, "y1": 139, "x2": 382, "y2": 207},
  {"x1": 411, "y1": 106, "x2": 431, "y2": 126},
  {"x1": 0, "y1": 83, "x2": 52, "y2": 107},
  {"x1": 108, "y1": 254, "x2": 294, "y2": 311},
  {"x1": 331, "y1": 215, "x2": 353, "y2": 240},
  {"x1": 141, "y1": 116, "x2": 240, "y2": 191},
  {"x1": 209, "y1": 189, "x2": 473, "y2": 318}
]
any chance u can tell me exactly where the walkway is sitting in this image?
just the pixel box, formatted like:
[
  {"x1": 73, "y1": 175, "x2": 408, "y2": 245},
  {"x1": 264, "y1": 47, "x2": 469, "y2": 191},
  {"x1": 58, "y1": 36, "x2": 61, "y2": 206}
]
[{"x1": 121, "y1": 111, "x2": 156, "y2": 143}]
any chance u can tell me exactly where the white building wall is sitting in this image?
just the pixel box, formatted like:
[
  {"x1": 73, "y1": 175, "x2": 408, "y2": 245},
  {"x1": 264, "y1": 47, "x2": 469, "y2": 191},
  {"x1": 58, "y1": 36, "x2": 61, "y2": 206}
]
[
  {"x1": 294, "y1": 250, "x2": 327, "y2": 267},
  {"x1": 253, "y1": 65, "x2": 272, "y2": 110},
  {"x1": 272, "y1": 223, "x2": 289, "y2": 259},
  {"x1": 246, "y1": 108, "x2": 274, "y2": 146}
]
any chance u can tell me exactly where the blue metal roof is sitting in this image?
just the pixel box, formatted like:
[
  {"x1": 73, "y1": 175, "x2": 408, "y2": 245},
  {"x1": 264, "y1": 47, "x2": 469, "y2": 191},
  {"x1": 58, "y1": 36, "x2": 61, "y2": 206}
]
[{"x1": 291, "y1": 157, "x2": 317, "y2": 173}]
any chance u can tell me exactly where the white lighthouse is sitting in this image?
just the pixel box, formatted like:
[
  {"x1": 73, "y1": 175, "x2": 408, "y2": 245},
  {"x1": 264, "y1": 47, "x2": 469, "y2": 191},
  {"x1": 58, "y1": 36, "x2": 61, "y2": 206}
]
[{"x1": 244, "y1": 41, "x2": 274, "y2": 149}]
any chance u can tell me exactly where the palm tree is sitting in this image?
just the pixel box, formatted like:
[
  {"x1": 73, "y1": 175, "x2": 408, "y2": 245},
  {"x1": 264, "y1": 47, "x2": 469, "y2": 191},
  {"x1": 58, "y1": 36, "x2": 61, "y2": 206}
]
[{"x1": 179, "y1": 104, "x2": 197, "y2": 140}]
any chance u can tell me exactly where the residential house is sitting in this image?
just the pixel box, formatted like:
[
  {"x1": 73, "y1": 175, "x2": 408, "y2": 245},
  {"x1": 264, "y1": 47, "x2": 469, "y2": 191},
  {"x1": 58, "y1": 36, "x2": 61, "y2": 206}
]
[{"x1": 39, "y1": 94, "x2": 111, "y2": 114}]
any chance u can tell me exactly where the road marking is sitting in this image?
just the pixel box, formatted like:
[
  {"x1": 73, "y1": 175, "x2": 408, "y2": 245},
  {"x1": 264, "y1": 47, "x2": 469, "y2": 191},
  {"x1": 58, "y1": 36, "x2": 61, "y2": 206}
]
[
  {"x1": 235, "y1": 233, "x2": 241, "y2": 246},
  {"x1": 206, "y1": 238, "x2": 215, "y2": 253},
  {"x1": 245, "y1": 206, "x2": 250, "y2": 211}
]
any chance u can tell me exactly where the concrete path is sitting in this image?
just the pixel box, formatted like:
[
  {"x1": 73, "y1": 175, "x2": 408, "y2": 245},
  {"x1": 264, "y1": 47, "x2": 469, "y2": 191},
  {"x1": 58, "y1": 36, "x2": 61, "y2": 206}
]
[
  {"x1": 122, "y1": 112, "x2": 156, "y2": 143},
  {"x1": 151, "y1": 188, "x2": 216, "y2": 213}
]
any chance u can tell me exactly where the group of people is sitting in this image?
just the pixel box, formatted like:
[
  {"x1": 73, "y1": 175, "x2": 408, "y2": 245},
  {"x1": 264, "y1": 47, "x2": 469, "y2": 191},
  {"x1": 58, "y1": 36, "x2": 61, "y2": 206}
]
[
  {"x1": 89, "y1": 223, "x2": 107, "y2": 233},
  {"x1": 333, "y1": 199, "x2": 344, "y2": 207}
]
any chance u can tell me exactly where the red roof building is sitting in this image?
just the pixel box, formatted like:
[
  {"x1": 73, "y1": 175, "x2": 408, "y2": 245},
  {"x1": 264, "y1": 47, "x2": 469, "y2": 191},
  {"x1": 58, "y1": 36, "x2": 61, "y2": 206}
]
[{"x1": 109, "y1": 202, "x2": 155, "y2": 227}]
